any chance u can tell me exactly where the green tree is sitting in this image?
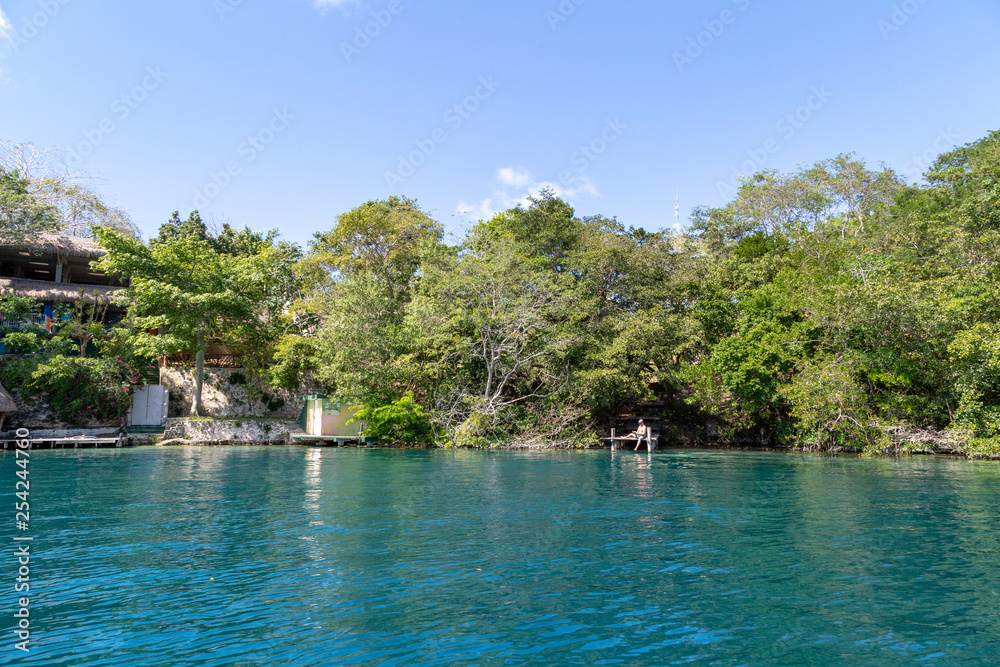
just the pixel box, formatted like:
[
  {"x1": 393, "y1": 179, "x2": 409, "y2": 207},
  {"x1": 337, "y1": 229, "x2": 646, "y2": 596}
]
[
  {"x1": 351, "y1": 392, "x2": 434, "y2": 444},
  {"x1": 153, "y1": 210, "x2": 212, "y2": 245},
  {"x1": 303, "y1": 196, "x2": 442, "y2": 308},
  {"x1": 288, "y1": 198, "x2": 445, "y2": 403},
  {"x1": 95, "y1": 225, "x2": 300, "y2": 415},
  {"x1": 486, "y1": 189, "x2": 583, "y2": 271},
  {"x1": 0, "y1": 168, "x2": 58, "y2": 243},
  {"x1": 410, "y1": 221, "x2": 580, "y2": 443},
  {"x1": 54, "y1": 289, "x2": 110, "y2": 358}
]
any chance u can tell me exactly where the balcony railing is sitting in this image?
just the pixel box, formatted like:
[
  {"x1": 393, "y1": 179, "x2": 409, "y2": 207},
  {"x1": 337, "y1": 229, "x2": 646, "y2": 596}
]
[
  {"x1": 166, "y1": 353, "x2": 244, "y2": 368},
  {"x1": 0, "y1": 314, "x2": 49, "y2": 330}
]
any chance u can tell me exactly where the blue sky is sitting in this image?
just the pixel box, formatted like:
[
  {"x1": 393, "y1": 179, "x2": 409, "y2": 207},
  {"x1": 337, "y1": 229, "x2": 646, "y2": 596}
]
[{"x1": 1, "y1": 0, "x2": 998, "y2": 248}]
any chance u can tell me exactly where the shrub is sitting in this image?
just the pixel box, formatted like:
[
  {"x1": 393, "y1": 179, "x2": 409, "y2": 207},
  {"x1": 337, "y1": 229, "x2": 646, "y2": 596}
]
[
  {"x1": 350, "y1": 392, "x2": 434, "y2": 444},
  {"x1": 263, "y1": 393, "x2": 285, "y2": 412},
  {"x1": 30, "y1": 355, "x2": 142, "y2": 424},
  {"x1": 2, "y1": 330, "x2": 46, "y2": 354},
  {"x1": 0, "y1": 356, "x2": 38, "y2": 393}
]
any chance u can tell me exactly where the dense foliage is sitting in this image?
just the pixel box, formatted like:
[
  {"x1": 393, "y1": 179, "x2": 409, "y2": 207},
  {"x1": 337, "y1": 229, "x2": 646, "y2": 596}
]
[
  {"x1": 0, "y1": 167, "x2": 59, "y2": 243},
  {"x1": 5, "y1": 132, "x2": 1000, "y2": 451},
  {"x1": 350, "y1": 392, "x2": 434, "y2": 445},
  {"x1": 0, "y1": 315, "x2": 145, "y2": 426},
  {"x1": 96, "y1": 212, "x2": 302, "y2": 416},
  {"x1": 276, "y1": 131, "x2": 1000, "y2": 451}
]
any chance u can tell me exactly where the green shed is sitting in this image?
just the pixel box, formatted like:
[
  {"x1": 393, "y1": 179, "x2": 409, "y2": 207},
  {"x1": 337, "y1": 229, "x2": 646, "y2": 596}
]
[{"x1": 298, "y1": 395, "x2": 363, "y2": 437}]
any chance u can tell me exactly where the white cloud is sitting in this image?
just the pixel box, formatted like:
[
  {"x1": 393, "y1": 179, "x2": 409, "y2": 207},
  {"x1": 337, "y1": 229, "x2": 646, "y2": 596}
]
[
  {"x1": 0, "y1": 8, "x2": 11, "y2": 36},
  {"x1": 455, "y1": 166, "x2": 601, "y2": 222},
  {"x1": 311, "y1": 0, "x2": 358, "y2": 11},
  {"x1": 497, "y1": 166, "x2": 533, "y2": 188},
  {"x1": 455, "y1": 198, "x2": 495, "y2": 220},
  {"x1": 0, "y1": 7, "x2": 13, "y2": 84},
  {"x1": 0, "y1": 7, "x2": 13, "y2": 44}
]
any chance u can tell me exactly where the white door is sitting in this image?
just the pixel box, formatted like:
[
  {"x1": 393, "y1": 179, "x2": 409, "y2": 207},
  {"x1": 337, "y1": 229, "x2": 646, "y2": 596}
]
[{"x1": 129, "y1": 386, "x2": 167, "y2": 426}]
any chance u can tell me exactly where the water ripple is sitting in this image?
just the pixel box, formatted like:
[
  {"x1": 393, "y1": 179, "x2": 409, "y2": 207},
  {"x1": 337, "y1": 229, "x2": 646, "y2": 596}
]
[{"x1": 2, "y1": 447, "x2": 999, "y2": 665}]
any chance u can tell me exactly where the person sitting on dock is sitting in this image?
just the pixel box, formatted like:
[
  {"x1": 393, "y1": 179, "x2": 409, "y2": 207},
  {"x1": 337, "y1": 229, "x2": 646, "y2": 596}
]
[{"x1": 629, "y1": 420, "x2": 648, "y2": 451}]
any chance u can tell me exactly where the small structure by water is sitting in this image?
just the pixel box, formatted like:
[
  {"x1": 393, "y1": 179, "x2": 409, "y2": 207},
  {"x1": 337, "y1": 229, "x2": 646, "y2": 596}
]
[
  {"x1": 291, "y1": 395, "x2": 375, "y2": 446},
  {"x1": 0, "y1": 381, "x2": 17, "y2": 433},
  {"x1": 1, "y1": 433, "x2": 125, "y2": 449},
  {"x1": 602, "y1": 426, "x2": 659, "y2": 452}
]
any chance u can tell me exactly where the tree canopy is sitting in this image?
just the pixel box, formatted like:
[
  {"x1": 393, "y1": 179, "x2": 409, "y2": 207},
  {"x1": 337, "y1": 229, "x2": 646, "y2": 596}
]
[
  {"x1": 275, "y1": 133, "x2": 1000, "y2": 453},
  {"x1": 0, "y1": 168, "x2": 59, "y2": 243},
  {"x1": 7, "y1": 131, "x2": 1000, "y2": 453},
  {"x1": 96, "y1": 215, "x2": 301, "y2": 415}
]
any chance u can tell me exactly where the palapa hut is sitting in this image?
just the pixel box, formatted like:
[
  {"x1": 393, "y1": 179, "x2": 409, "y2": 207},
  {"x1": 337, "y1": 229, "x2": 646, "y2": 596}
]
[
  {"x1": 0, "y1": 233, "x2": 125, "y2": 330},
  {"x1": 0, "y1": 381, "x2": 17, "y2": 433}
]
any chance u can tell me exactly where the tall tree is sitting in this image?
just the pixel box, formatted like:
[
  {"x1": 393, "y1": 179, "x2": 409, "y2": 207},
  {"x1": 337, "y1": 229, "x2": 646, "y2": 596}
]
[
  {"x1": 95, "y1": 225, "x2": 299, "y2": 415},
  {"x1": 2, "y1": 141, "x2": 139, "y2": 239},
  {"x1": 0, "y1": 168, "x2": 58, "y2": 243},
  {"x1": 411, "y1": 221, "x2": 579, "y2": 442},
  {"x1": 287, "y1": 197, "x2": 444, "y2": 402},
  {"x1": 302, "y1": 196, "x2": 442, "y2": 308},
  {"x1": 486, "y1": 189, "x2": 583, "y2": 270}
]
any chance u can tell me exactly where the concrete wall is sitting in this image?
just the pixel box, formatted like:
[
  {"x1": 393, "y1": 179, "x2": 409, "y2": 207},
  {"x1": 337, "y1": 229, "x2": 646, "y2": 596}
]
[
  {"x1": 160, "y1": 417, "x2": 298, "y2": 444},
  {"x1": 2, "y1": 394, "x2": 119, "y2": 432},
  {"x1": 160, "y1": 367, "x2": 317, "y2": 419},
  {"x1": 0, "y1": 426, "x2": 119, "y2": 439},
  {"x1": 0, "y1": 364, "x2": 320, "y2": 430}
]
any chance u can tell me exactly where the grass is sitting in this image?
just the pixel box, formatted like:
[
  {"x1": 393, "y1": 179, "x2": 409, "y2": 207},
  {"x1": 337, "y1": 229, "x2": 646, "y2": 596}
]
[{"x1": 184, "y1": 416, "x2": 293, "y2": 423}]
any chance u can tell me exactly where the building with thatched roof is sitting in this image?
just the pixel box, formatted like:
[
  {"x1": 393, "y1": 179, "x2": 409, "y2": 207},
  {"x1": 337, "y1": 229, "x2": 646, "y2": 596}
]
[
  {"x1": 0, "y1": 233, "x2": 125, "y2": 330},
  {"x1": 0, "y1": 234, "x2": 107, "y2": 261},
  {"x1": 0, "y1": 278, "x2": 119, "y2": 304},
  {"x1": 0, "y1": 381, "x2": 17, "y2": 432}
]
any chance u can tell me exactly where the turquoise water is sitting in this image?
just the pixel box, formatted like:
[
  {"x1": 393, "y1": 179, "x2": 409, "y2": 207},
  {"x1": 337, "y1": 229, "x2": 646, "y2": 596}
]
[{"x1": 3, "y1": 447, "x2": 1000, "y2": 665}]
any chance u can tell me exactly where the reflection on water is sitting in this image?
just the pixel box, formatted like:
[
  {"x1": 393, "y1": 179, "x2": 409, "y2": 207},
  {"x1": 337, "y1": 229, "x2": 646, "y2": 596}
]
[{"x1": 2, "y1": 446, "x2": 1000, "y2": 665}]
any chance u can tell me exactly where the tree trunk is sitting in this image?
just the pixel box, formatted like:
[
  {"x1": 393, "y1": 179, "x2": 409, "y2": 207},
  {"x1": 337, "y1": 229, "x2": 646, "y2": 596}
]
[{"x1": 191, "y1": 332, "x2": 205, "y2": 416}]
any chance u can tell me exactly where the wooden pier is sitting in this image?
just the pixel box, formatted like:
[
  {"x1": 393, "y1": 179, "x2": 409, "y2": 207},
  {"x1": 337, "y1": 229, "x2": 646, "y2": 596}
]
[
  {"x1": 288, "y1": 434, "x2": 378, "y2": 447},
  {"x1": 600, "y1": 428, "x2": 658, "y2": 452},
  {"x1": 2, "y1": 435, "x2": 127, "y2": 449}
]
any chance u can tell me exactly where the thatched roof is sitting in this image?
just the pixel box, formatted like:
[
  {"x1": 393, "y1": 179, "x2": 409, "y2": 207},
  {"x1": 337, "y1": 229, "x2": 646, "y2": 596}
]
[
  {"x1": 0, "y1": 278, "x2": 120, "y2": 303},
  {"x1": 0, "y1": 233, "x2": 105, "y2": 260},
  {"x1": 0, "y1": 383, "x2": 17, "y2": 413}
]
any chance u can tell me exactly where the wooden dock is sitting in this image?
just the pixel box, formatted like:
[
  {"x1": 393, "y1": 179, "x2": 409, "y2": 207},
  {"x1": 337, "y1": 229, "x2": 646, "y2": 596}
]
[
  {"x1": 600, "y1": 428, "x2": 658, "y2": 452},
  {"x1": 288, "y1": 434, "x2": 378, "y2": 447},
  {"x1": 2, "y1": 436, "x2": 126, "y2": 449}
]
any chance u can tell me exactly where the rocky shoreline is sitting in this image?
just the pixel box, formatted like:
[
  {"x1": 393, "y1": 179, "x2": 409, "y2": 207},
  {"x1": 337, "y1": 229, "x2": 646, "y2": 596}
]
[{"x1": 5, "y1": 419, "x2": 997, "y2": 460}]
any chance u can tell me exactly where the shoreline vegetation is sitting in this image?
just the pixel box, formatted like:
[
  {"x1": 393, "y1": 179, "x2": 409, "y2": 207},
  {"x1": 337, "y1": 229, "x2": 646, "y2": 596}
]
[
  {"x1": 3, "y1": 132, "x2": 1000, "y2": 458},
  {"x1": 141, "y1": 421, "x2": 996, "y2": 460}
]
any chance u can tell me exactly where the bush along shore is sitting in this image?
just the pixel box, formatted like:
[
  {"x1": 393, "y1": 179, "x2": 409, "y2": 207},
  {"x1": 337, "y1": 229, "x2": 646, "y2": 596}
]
[
  {"x1": 4, "y1": 132, "x2": 1000, "y2": 457},
  {"x1": 129, "y1": 420, "x2": 999, "y2": 460}
]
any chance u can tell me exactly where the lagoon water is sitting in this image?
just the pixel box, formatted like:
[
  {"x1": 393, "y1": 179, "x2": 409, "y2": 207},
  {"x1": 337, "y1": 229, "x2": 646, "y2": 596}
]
[{"x1": 4, "y1": 446, "x2": 1000, "y2": 665}]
